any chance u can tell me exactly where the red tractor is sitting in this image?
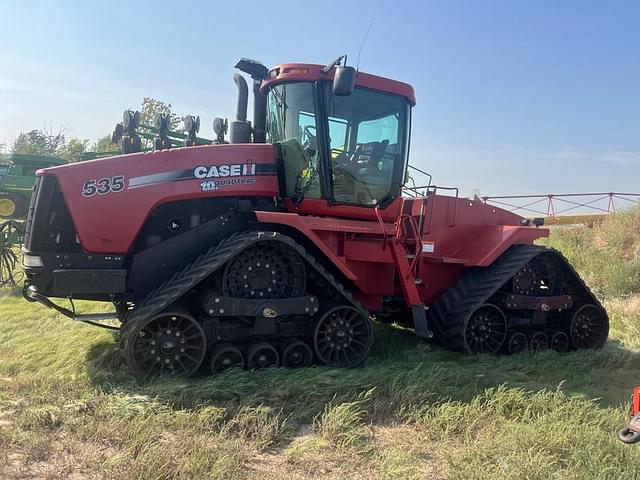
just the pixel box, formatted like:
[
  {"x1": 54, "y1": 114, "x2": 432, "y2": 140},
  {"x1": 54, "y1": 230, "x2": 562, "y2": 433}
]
[{"x1": 22, "y1": 57, "x2": 608, "y2": 379}]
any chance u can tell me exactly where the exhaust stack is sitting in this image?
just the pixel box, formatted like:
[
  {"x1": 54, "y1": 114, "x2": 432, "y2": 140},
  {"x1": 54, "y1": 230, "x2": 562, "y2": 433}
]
[
  {"x1": 234, "y1": 58, "x2": 269, "y2": 143},
  {"x1": 229, "y1": 73, "x2": 251, "y2": 143}
]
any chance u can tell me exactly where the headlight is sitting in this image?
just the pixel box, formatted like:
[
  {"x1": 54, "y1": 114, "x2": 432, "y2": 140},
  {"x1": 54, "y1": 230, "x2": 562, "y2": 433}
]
[{"x1": 22, "y1": 254, "x2": 44, "y2": 268}]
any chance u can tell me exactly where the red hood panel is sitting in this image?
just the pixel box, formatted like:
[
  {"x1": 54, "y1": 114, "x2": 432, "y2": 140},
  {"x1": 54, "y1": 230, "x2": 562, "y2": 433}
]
[{"x1": 41, "y1": 144, "x2": 278, "y2": 253}]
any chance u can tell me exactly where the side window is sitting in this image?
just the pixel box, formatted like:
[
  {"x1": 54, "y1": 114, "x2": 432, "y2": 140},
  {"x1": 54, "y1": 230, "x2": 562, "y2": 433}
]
[{"x1": 266, "y1": 83, "x2": 322, "y2": 200}]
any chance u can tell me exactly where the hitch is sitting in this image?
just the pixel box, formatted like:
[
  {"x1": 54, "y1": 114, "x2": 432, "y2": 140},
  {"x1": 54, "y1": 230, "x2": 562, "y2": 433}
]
[
  {"x1": 618, "y1": 386, "x2": 640, "y2": 444},
  {"x1": 25, "y1": 285, "x2": 120, "y2": 331}
]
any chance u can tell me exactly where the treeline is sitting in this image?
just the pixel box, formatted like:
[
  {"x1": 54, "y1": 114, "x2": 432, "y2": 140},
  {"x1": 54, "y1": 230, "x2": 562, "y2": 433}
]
[{"x1": 6, "y1": 97, "x2": 178, "y2": 163}]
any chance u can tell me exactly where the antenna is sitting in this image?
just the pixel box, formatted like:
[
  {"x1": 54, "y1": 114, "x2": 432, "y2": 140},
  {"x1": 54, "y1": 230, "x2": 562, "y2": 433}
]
[{"x1": 356, "y1": 17, "x2": 376, "y2": 71}]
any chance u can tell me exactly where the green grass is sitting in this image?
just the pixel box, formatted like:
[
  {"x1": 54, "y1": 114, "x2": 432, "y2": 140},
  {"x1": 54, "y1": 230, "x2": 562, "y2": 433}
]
[
  {"x1": 1, "y1": 288, "x2": 640, "y2": 479},
  {"x1": 2, "y1": 209, "x2": 640, "y2": 478}
]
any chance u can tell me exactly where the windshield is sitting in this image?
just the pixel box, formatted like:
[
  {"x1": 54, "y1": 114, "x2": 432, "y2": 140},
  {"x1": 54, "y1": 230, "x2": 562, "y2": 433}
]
[{"x1": 266, "y1": 81, "x2": 410, "y2": 206}]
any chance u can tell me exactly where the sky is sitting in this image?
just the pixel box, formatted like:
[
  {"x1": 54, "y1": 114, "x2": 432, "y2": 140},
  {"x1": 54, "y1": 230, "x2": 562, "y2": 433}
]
[{"x1": 1, "y1": 0, "x2": 639, "y2": 197}]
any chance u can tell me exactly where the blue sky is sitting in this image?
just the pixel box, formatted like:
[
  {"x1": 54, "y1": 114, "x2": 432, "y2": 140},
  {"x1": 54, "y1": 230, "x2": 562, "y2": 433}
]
[{"x1": 1, "y1": 0, "x2": 638, "y2": 196}]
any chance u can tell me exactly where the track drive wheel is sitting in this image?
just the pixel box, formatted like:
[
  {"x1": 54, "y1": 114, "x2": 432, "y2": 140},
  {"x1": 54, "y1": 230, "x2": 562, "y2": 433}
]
[
  {"x1": 223, "y1": 241, "x2": 306, "y2": 299},
  {"x1": 247, "y1": 342, "x2": 279, "y2": 369},
  {"x1": 462, "y1": 304, "x2": 507, "y2": 354},
  {"x1": 507, "y1": 332, "x2": 528, "y2": 354},
  {"x1": 282, "y1": 340, "x2": 313, "y2": 368},
  {"x1": 570, "y1": 304, "x2": 609, "y2": 350},
  {"x1": 512, "y1": 252, "x2": 561, "y2": 296},
  {"x1": 123, "y1": 308, "x2": 207, "y2": 379},
  {"x1": 313, "y1": 306, "x2": 373, "y2": 367},
  {"x1": 210, "y1": 343, "x2": 244, "y2": 374}
]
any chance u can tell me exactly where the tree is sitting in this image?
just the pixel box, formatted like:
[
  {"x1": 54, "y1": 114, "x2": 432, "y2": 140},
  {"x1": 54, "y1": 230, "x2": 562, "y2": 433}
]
[
  {"x1": 12, "y1": 127, "x2": 66, "y2": 157},
  {"x1": 92, "y1": 135, "x2": 119, "y2": 154},
  {"x1": 140, "y1": 97, "x2": 180, "y2": 130},
  {"x1": 59, "y1": 138, "x2": 90, "y2": 163}
]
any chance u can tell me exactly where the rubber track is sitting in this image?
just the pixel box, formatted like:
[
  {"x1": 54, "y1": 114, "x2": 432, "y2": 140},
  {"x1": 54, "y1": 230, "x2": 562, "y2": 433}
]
[
  {"x1": 427, "y1": 245, "x2": 606, "y2": 352},
  {"x1": 119, "y1": 231, "x2": 366, "y2": 358}
]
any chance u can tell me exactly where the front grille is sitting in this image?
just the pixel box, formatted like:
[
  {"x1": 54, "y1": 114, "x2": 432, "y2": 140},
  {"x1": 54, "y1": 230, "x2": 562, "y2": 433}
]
[
  {"x1": 24, "y1": 175, "x2": 81, "y2": 253},
  {"x1": 22, "y1": 176, "x2": 42, "y2": 248}
]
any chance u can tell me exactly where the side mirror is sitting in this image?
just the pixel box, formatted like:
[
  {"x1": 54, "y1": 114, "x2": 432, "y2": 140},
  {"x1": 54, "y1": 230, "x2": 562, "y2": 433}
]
[{"x1": 332, "y1": 66, "x2": 356, "y2": 96}]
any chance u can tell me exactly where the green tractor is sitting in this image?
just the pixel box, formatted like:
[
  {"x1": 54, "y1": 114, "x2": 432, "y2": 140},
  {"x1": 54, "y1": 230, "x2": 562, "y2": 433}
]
[
  {"x1": 0, "y1": 154, "x2": 63, "y2": 285},
  {"x1": 0, "y1": 154, "x2": 65, "y2": 219}
]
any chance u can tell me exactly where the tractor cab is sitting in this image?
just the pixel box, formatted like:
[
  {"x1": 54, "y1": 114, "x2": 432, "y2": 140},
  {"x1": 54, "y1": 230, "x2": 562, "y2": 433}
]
[{"x1": 237, "y1": 58, "x2": 416, "y2": 210}]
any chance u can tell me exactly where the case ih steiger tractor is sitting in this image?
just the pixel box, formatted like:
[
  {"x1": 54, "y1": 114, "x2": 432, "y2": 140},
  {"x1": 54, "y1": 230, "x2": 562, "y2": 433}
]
[{"x1": 22, "y1": 57, "x2": 608, "y2": 379}]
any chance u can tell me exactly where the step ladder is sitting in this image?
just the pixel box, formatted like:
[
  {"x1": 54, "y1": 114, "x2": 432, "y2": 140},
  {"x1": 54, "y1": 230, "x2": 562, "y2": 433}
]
[{"x1": 376, "y1": 203, "x2": 433, "y2": 339}]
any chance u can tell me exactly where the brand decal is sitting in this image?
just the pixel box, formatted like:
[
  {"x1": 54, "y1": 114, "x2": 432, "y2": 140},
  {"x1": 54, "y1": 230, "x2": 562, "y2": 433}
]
[
  {"x1": 122, "y1": 162, "x2": 273, "y2": 191},
  {"x1": 193, "y1": 163, "x2": 256, "y2": 179}
]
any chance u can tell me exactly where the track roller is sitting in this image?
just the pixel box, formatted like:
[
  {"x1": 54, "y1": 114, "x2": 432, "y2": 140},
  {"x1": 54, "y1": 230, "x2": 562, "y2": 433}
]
[
  {"x1": 570, "y1": 304, "x2": 609, "y2": 350},
  {"x1": 209, "y1": 343, "x2": 244, "y2": 374},
  {"x1": 313, "y1": 306, "x2": 373, "y2": 367},
  {"x1": 282, "y1": 340, "x2": 313, "y2": 368},
  {"x1": 247, "y1": 342, "x2": 279, "y2": 369},
  {"x1": 550, "y1": 331, "x2": 570, "y2": 353},
  {"x1": 462, "y1": 304, "x2": 507, "y2": 354},
  {"x1": 530, "y1": 331, "x2": 549, "y2": 352},
  {"x1": 122, "y1": 308, "x2": 207, "y2": 378},
  {"x1": 507, "y1": 332, "x2": 528, "y2": 354}
]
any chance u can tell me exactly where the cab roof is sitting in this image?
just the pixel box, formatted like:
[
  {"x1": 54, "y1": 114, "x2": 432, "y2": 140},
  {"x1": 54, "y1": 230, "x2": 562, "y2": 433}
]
[{"x1": 260, "y1": 63, "x2": 416, "y2": 106}]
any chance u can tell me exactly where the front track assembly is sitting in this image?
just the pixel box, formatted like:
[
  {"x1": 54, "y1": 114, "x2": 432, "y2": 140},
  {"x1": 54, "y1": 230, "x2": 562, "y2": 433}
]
[
  {"x1": 428, "y1": 245, "x2": 608, "y2": 355},
  {"x1": 119, "y1": 231, "x2": 373, "y2": 380}
]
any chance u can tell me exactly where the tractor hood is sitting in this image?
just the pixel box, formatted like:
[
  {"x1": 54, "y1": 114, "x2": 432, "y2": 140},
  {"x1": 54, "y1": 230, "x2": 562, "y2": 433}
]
[{"x1": 35, "y1": 143, "x2": 278, "y2": 253}]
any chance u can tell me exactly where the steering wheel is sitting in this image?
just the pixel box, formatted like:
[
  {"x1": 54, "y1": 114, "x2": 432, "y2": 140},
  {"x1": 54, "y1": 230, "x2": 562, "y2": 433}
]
[{"x1": 302, "y1": 125, "x2": 317, "y2": 151}]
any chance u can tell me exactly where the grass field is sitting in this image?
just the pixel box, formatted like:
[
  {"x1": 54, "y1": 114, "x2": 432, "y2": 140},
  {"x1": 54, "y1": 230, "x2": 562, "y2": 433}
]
[{"x1": 1, "y1": 208, "x2": 640, "y2": 479}]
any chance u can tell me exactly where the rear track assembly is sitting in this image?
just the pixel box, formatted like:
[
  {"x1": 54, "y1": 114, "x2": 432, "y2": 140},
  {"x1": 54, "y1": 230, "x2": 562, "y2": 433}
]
[{"x1": 428, "y1": 245, "x2": 608, "y2": 354}]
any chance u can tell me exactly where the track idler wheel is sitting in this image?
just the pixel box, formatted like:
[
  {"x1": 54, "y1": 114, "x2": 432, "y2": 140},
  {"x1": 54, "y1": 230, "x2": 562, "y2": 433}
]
[
  {"x1": 124, "y1": 309, "x2": 207, "y2": 378},
  {"x1": 507, "y1": 332, "x2": 528, "y2": 354},
  {"x1": 282, "y1": 340, "x2": 313, "y2": 368},
  {"x1": 210, "y1": 343, "x2": 244, "y2": 374},
  {"x1": 570, "y1": 304, "x2": 609, "y2": 349},
  {"x1": 550, "y1": 331, "x2": 570, "y2": 353},
  {"x1": 247, "y1": 342, "x2": 279, "y2": 369},
  {"x1": 462, "y1": 304, "x2": 507, "y2": 354},
  {"x1": 314, "y1": 306, "x2": 373, "y2": 367},
  {"x1": 530, "y1": 331, "x2": 549, "y2": 352}
]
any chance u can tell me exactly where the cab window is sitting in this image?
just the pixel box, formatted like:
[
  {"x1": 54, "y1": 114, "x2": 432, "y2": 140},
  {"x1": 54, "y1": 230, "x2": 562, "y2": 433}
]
[
  {"x1": 266, "y1": 83, "x2": 322, "y2": 200},
  {"x1": 326, "y1": 88, "x2": 409, "y2": 206}
]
